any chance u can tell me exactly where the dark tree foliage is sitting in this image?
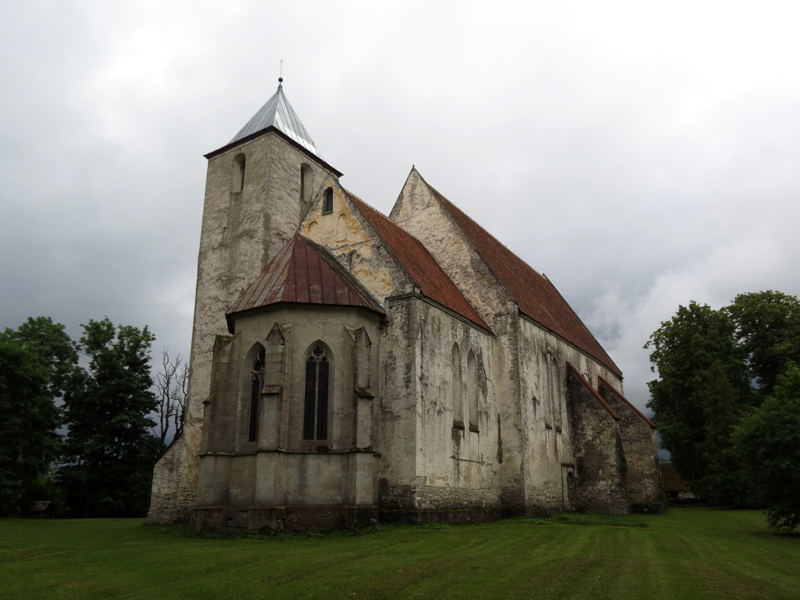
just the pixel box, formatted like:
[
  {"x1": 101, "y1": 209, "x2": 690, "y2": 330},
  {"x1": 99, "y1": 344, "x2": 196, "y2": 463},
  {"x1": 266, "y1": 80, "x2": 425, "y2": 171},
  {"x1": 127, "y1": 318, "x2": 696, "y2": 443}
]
[
  {"x1": 645, "y1": 302, "x2": 749, "y2": 496},
  {"x1": 59, "y1": 319, "x2": 164, "y2": 517},
  {"x1": 736, "y1": 362, "x2": 800, "y2": 531},
  {"x1": 0, "y1": 317, "x2": 76, "y2": 516},
  {"x1": 0, "y1": 340, "x2": 61, "y2": 516},
  {"x1": 694, "y1": 362, "x2": 752, "y2": 506},
  {"x1": 647, "y1": 291, "x2": 800, "y2": 511},
  {"x1": 727, "y1": 291, "x2": 800, "y2": 399},
  {"x1": 1, "y1": 316, "x2": 79, "y2": 398}
]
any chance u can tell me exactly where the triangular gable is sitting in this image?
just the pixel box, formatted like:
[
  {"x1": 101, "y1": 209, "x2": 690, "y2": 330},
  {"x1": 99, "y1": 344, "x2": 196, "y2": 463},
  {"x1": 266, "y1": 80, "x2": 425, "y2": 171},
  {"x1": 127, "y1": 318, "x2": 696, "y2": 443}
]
[
  {"x1": 344, "y1": 191, "x2": 493, "y2": 334},
  {"x1": 419, "y1": 176, "x2": 620, "y2": 377},
  {"x1": 226, "y1": 234, "x2": 384, "y2": 332}
]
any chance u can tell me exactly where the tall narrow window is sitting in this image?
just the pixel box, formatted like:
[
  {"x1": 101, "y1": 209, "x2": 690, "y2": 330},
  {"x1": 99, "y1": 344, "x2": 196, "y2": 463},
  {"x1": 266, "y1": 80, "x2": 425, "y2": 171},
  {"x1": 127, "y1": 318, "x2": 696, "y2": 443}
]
[
  {"x1": 452, "y1": 343, "x2": 463, "y2": 426},
  {"x1": 300, "y1": 164, "x2": 313, "y2": 204},
  {"x1": 233, "y1": 153, "x2": 246, "y2": 192},
  {"x1": 468, "y1": 350, "x2": 479, "y2": 432},
  {"x1": 303, "y1": 345, "x2": 330, "y2": 440},
  {"x1": 249, "y1": 348, "x2": 265, "y2": 442},
  {"x1": 322, "y1": 188, "x2": 334, "y2": 214}
]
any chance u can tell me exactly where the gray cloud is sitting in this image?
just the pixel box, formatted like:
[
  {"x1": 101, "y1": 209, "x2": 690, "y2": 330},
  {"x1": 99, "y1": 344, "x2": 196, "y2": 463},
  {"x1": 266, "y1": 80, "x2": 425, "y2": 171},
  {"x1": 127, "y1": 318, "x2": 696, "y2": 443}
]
[{"x1": 3, "y1": 0, "x2": 800, "y2": 416}]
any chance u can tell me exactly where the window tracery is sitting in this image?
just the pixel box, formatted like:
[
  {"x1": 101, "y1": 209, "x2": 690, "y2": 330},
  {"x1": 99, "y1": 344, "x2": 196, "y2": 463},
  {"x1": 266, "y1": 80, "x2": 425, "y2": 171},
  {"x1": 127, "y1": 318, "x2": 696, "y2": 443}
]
[{"x1": 304, "y1": 345, "x2": 330, "y2": 440}]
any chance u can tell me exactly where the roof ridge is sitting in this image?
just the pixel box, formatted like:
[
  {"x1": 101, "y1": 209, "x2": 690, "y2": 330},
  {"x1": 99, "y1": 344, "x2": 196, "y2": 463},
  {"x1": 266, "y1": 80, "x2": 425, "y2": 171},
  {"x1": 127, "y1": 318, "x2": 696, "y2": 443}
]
[
  {"x1": 415, "y1": 174, "x2": 621, "y2": 377},
  {"x1": 421, "y1": 176, "x2": 544, "y2": 278}
]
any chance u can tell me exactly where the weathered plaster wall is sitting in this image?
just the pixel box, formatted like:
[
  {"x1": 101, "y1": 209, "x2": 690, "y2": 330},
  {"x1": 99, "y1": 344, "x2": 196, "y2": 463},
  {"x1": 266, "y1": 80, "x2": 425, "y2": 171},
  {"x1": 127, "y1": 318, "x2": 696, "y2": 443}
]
[
  {"x1": 598, "y1": 379, "x2": 663, "y2": 506},
  {"x1": 566, "y1": 366, "x2": 629, "y2": 514},
  {"x1": 148, "y1": 132, "x2": 338, "y2": 523},
  {"x1": 389, "y1": 170, "x2": 524, "y2": 514},
  {"x1": 517, "y1": 317, "x2": 625, "y2": 512}
]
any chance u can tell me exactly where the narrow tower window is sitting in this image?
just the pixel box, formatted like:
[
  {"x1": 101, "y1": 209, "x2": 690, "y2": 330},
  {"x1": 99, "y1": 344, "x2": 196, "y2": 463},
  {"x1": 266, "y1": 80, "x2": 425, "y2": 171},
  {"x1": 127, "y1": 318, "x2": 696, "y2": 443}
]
[
  {"x1": 322, "y1": 188, "x2": 334, "y2": 214},
  {"x1": 233, "y1": 153, "x2": 246, "y2": 192},
  {"x1": 249, "y1": 347, "x2": 265, "y2": 442},
  {"x1": 300, "y1": 164, "x2": 313, "y2": 204},
  {"x1": 303, "y1": 345, "x2": 330, "y2": 440}
]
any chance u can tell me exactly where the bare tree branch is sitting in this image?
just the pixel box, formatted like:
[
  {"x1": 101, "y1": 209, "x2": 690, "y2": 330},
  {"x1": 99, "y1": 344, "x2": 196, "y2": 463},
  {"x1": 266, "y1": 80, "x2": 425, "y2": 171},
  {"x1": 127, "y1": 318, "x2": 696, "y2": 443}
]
[{"x1": 153, "y1": 349, "x2": 188, "y2": 444}]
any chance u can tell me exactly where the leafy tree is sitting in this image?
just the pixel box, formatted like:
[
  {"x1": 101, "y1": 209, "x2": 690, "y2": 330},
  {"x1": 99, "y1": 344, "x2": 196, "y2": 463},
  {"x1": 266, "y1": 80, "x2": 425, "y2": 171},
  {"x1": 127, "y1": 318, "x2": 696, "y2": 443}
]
[
  {"x1": 727, "y1": 291, "x2": 800, "y2": 399},
  {"x1": 0, "y1": 340, "x2": 60, "y2": 516},
  {"x1": 59, "y1": 318, "x2": 163, "y2": 517},
  {"x1": 0, "y1": 317, "x2": 75, "y2": 516},
  {"x1": 645, "y1": 302, "x2": 749, "y2": 491},
  {"x1": 694, "y1": 362, "x2": 752, "y2": 506},
  {"x1": 735, "y1": 362, "x2": 800, "y2": 531},
  {"x1": 1, "y1": 316, "x2": 79, "y2": 398}
]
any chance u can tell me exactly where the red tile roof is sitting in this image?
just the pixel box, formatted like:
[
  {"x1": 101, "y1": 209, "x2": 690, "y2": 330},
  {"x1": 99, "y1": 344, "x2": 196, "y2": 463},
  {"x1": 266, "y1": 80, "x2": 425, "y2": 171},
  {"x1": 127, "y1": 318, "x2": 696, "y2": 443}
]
[
  {"x1": 226, "y1": 235, "x2": 384, "y2": 331},
  {"x1": 566, "y1": 363, "x2": 621, "y2": 420},
  {"x1": 425, "y1": 182, "x2": 621, "y2": 377},
  {"x1": 598, "y1": 376, "x2": 656, "y2": 428},
  {"x1": 345, "y1": 191, "x2": 492, "y2": 333}
]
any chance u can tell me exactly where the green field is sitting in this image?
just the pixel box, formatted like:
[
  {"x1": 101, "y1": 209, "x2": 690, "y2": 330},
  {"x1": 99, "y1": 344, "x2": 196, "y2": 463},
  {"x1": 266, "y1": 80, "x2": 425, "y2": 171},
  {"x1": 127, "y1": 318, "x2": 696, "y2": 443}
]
[{"x1": 1, "y1": 509, "x2": 798, "y2": 599}]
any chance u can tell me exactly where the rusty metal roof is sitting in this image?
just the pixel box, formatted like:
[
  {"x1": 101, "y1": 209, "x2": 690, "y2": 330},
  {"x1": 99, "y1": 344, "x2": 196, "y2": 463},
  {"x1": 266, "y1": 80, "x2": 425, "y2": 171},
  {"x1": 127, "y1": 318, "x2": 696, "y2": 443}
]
[
  {"x1": 228, "y1": 83, "x2": 320, "y2": 157},
  {"x1": 345, "y1": 190, "x2": 492, "y2": 333},
  {"x1": 226, "y1": 235, "x2": 384, "y2": 330},
  {"x1": 423, "y1": 178, "x2": 621, "y2": 377}
]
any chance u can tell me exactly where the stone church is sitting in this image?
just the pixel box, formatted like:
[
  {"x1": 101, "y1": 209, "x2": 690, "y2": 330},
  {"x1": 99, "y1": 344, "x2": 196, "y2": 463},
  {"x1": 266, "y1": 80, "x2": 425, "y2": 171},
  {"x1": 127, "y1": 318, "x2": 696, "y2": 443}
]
[{"x1": 147, "y1": 82, "x2": 662, "y2": 531}]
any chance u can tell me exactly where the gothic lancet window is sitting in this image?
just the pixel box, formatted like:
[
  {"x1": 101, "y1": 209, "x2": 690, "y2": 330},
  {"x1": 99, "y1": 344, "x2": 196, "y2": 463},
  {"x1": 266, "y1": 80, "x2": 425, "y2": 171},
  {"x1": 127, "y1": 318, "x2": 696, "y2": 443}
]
[
  {"x1": 322, "y1": 188, "x2": 334, "y2": 214},
  {"x1": 304, "y1": 345, "x2": 330, "y2": 440},
  {"x1": 248, "y1": 348, "x2": 265, "y2": 442}
]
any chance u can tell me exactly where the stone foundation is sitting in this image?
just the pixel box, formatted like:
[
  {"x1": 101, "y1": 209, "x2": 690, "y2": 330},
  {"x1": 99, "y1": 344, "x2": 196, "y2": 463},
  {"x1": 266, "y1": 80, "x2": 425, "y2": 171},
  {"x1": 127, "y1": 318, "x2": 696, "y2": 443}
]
[{"x1": 191, "y1": 505, "x2": 378, "y2": 532}]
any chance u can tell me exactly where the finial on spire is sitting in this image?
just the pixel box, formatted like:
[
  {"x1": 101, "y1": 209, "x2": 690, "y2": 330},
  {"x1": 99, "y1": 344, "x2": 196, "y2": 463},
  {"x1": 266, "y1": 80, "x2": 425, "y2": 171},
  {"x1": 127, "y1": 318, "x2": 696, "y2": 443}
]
[{"x1": 278, "y1": 59, "x2": 283, "y2": 85}]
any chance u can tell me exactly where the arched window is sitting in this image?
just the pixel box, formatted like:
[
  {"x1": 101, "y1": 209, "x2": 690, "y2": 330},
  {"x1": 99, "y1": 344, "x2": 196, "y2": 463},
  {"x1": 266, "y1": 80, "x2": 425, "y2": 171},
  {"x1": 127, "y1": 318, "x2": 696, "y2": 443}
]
[
  {"x1": 233, "y1": 153, "x2": 246, "y2": 192},
  {"x1": 467, "y1": 350, "x2": 478, "y2": 432},
  {"x1": 322, "y1": 188, "x2": 334, "y2": 214},
  {"x1": 304, "y1": 345, "x2": 330, "y2": 440},
  {"x1": 452, "y1": 343, "x2": 463, "y2": 426},
  {"x1": 249, "y1": 347, "x2": 265, "y2": 442}
]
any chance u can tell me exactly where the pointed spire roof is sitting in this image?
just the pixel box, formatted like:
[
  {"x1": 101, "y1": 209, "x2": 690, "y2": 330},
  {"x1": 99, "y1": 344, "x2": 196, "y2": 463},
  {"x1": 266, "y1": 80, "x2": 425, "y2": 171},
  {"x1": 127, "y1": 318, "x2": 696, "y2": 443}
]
[
  {"x1": 229, "y1": 83, "x2": 320, "y2": 157},
  {"x1": 226, "y1": 235, "x2": 384, "y2": 332}
]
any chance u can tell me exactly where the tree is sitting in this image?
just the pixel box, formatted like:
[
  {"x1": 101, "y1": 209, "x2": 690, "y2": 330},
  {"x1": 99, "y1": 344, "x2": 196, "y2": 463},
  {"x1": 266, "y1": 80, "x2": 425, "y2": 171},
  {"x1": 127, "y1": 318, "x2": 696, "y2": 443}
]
[
  {"x1": 645, "y1": 302, "x2": 749, "y2": 493},
  {"x1": 0, "y1": 340, "x2": 60, "y2": 516},
  {"x1": 59, "y1": 318, "x2": 163, "y2": 517},
  {"x1": 736, "y1": 362, "x2": 800, "y2": 531},
  {"x1": 153, "y1": 349, "x2": 188, "y2": 444},
  {"x1": 1, "y1": 316, "x2": 79, "y2": 398},
  {"x1": 727, "y1": 291, "x2": 800, "y2": 399},
  {"x1": 0, "y1": 317, "x2": 76, "y2": 516}
]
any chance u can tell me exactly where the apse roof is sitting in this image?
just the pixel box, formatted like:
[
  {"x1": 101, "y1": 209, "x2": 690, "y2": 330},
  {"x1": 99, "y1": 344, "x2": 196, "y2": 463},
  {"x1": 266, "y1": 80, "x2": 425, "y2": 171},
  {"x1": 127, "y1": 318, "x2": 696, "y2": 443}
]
[
  {"x1": 421, "y1": 177, "x2": 621, "y2": 377},
  {"x1": 226, "y1": 235, "x2": 384, "y2": 331},
  {"x1": 345, "y1": 190, "x2": 493, "y2": 333},
  {"x1": 229, "y1": 83, "x2": 320, "y2": 158}
]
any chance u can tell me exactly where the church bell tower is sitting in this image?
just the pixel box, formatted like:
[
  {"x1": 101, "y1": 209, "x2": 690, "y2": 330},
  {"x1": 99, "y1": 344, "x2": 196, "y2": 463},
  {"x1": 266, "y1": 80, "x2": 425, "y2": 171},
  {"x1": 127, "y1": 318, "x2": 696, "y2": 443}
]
[{"x1": 148, "y1": 81, "x2": 342, "y2": 523}]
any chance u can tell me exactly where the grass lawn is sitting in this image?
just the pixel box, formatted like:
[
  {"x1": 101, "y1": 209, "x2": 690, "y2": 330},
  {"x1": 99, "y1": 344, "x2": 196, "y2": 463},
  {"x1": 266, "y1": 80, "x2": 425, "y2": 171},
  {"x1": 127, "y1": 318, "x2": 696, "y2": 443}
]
[{"x1": 1, "y1": 509, "x2": 799, "y2": 599}]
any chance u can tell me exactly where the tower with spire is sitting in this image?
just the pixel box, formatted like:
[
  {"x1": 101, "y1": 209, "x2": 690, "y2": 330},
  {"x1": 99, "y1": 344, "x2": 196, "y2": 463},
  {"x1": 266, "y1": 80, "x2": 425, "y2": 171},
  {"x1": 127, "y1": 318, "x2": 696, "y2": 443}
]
[{"x1": 148, "y1": 82, "x2": 342, "y2": 523}]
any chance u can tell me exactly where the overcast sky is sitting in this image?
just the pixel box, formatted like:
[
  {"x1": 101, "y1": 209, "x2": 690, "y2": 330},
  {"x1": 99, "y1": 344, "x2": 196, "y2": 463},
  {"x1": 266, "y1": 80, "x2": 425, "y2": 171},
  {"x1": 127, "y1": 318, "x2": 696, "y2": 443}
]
[{"x1": 3, "y1": 0, "x2": 800, "y2": 419}]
